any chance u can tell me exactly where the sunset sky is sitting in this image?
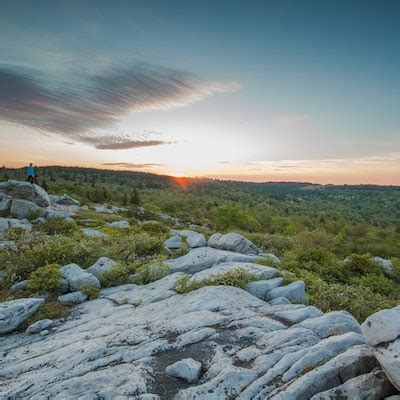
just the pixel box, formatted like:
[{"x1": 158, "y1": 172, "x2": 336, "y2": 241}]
[{"x1": 1, "y1": 0, "x2": 400, "y2": 184}]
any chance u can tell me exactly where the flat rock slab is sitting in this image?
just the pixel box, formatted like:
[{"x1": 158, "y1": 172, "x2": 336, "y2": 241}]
[{"x1": 0, "y1": 298, "x2": 44, "y2": 333}]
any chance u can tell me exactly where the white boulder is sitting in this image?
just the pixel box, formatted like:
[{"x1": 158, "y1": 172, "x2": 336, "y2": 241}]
[
  {"x1": 0, "y1": 298, "x2": 44, "y2": 333},
  {"x1": 247, "y1": 277, "x2": 284, "y2": 300},
  {"x1": 60, "y1": 263, "x2": 101, "y2": 292},
  {"x1": 166, "y1": 358, "x2": 202, "y2": 383},
  {"x1": 208, "y1": 232, "x2": 260, "y2": 255},
  {"x1": 0, "y1": 180, "x2": 50, "y2": 207},
  {"x1": 372, "y1": 256, "x2": 394, "y2": 275},
  {"x1": 164, "y1": 235, "x2": 182, "y2": 250},
  {"x1": 267, "y1": 280, "x2": 308, "y2": 304},
  {"x1": 58, "y1": 291, "x2": 88, "y2": 303},
  {"x1": 26, "y1": 319, "x2": 54, "y2": 334},
  {"x1": 87, "y1": 257, "x2": 117, "y2": 280},
  {"x1": 186, "y1": 232, "x2": 207, "y2": 248},
  {"x1": 10, "y1": 199, "x2": 44, "y2": 219}
]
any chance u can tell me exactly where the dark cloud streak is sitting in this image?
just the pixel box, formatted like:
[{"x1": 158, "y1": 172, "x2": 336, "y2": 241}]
[{"x1": 0, "y1": 64, "x2": 238, "y2": 149}]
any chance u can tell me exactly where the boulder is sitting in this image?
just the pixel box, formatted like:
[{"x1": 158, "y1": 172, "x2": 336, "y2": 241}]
[
  {"x1": 58, "y1": 291, "x2": 88, "y2": 303},
  {"x1": 361, "y1": 306, "x2": 400, "y2": 390},
  {"x1": 0, "y1": 180, "x2": 50, "y2": 207},
  {"x1": 361, "y1": 306, "x2": 400, "y2": 347},
  {"x1": 372, "y1": 256, "x2": 394, "y2": 276},
  {"x1": 0, "y1": 217, "x2": 32, "y2": 238},
  {"x1": 0, "y1": 298, "x2": 44, "y2": 333},
  {"x1": 106, "y1": 220, "x2": 130, "y2": 229},
  {"x1": 26, "y1": 319, "x2": 54, "y2": 334},
  {"x1": 186, "y1": 232, "x2": 207, "y2": 248},
  {"x1": 167, "y1": 247, "x2": 260, "y2": 274},
  {"x1": 87, "y1": 257, "x2": 117, "y2": 280},
  {"x1": 269, "y1": 296, "x2": 291, "y2": 305},
  {"x1": 60, "y1": 263, "x2": 101, "y2": 291},
  {"x1": 267, "y1": 280, "x2": 308, "y2": 304},
  {"x1": 0, "y1": 197, "x2": 11, "y2": 213},
  {"x1": 44, "y1": 209, "x2": 76, "y2": 220},
  {"x1": 55, "y1": 194, "x2": 80, "y2": 206},
  {"x1": 10, "y1": 199, "x2": 44, "y2": 219},
  {"x1": 164, "y1": 235, "x2": 182, "y2": 250},
  {"x1": 208, "y1": 232, "x2": 261, "y2": 255},
  {"x1": 165, "y1": 358, "x2": 202, "y2": 383},
  {"x1": 11, "y1": 280, "x2": 30, "y2": 291},
  {"x1": 83, "y1": 228, "x2": 107, "y2": 237},
  {"x1": 247, "y1": 277, "x2": 284, "y2": 300},
  {"x1": 207, "y1": 232, "x2": 222, "y2": 247}
]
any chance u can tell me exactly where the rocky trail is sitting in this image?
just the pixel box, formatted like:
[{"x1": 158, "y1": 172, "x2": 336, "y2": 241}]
[{"x1": 0, "y1": 181, "x2": 399, "y2": 399}]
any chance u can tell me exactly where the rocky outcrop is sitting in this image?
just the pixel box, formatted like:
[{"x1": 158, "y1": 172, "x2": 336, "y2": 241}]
[
  {"x1": 106, "y1": 220, "x2": 130, "y2": 228},
  {"x1": 10, "y1": 199, "x2": 44, "y2": 219},
  {"x1": 0, "y1": 180, "x2": 50, "y2": 207},
  {"x1": 60, "y1": 263, "x2": 101, "y2": 291},
  {"x1": 0, "y1": 217, "x2": 32, "y2": 238},
  {"x1": 0, "y1": 298, "x2": 44, "y2": 333},
  {"x1": 361, "y1": 306, "x2": 400, "y2": 390},
  {"x1": 372, "y1": 256, "x2": 394, "y2": 276},
  {"x1": 164, "y1": 235, "x2": 183, "y2": 251},
  {"x1": 171, "y1": 229, "x2": 207, "y2": 248},
  {"x1": 87, "y1": 257, "x2": 117, "y2": 280},
  {"x1": 208, "y1": 232, "x2": 261, "y2": 255}
]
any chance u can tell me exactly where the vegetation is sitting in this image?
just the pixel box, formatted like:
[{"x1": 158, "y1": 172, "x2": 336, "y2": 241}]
[
  {"x1": 175, "y1": 268, "x2": 259, "y2": 294},
  {"x1": 80, "y1": 284, "x2": 100, "y2": 299},
  {"x1": 28, "y1": 264, "x2": 62, "y2": 294},
  {"x1": 1, "y1": 166, "x2": 400, "y2": 322}
]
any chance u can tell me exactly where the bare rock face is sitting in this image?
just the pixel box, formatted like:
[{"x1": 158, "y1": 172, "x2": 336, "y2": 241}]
[
  {"x1": 0, "y1": 180, "x2": 50, "y2": 207},
  {"x1": 10, "y1": 199, "x2": 44, "y2": 219},
  {"x1": 0, "y1": 241, "x2": 396, "y2": 398},
  {"x1": 60, "y1": 263, "x2": 101, "y2": 291},
  {"x1": 208, "y1": 232, "x2": 261, "y2": 255},
  {"x1": 361, "y1": 306, "x2": 400, "y2": 390},
  {"x1": 0, "y1": 298, "x2": 44, "y2": 333}
]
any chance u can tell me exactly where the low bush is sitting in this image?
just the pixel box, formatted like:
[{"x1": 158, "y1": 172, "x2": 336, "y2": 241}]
[
  {"x1": 130, "y1": 259, "x2": 169, "y2": 285},
  {"x1": 28, "y1": 264, "x2": 62, "y2": 293},
  {"x1": 80, "y1": 284, "x2": 100, "y2": 299},
  {"x1": 35, "y1": 218, "x2": 78, "y2": 235},
  {"x1": 175, "y1": 268, "x2": 258, "y2": 294},
  {"x1": 100, "y1": 263, "x2": 138, "y2": 287}
]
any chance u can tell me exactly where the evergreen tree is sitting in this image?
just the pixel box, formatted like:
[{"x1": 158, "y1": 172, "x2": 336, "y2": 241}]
[{"x1": 131, "y1": 188, "x2": 141, "y2": 205}]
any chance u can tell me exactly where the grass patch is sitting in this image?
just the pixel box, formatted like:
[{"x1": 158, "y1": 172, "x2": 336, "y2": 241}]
[
  {"x1": 174, "y1": 268, "x2": 259, "y2": 294},
  {"x1": 80, "y1": 284, "x2": 100, "y2": 299}
]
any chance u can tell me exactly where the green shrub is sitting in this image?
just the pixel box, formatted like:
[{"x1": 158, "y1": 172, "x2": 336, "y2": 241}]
[
  {"x1": 35, "y1": 218, "x2": 78, "y2": 235},
  {"x1": 350, "y1": 273, "x2": 396, "y2": 296},
  {"x1": 130, "y1": 259, "x2": 169, "y2": 285},
  {"x1": 343, "y1": 253, "x2": 382, "y2": 278},
  {"x1": 175, "y1": 268, "x2": 258, "y2": 294},
  {"x1": 100, "y1": 263, "x2": 132, "y2": 287},
  {"x1": 28, "y1": 264, "x2": 62, "y2": 293},
  {"x1": 80, "y1": 284, "x2": 100, "y2": 299},
  {"x1": 246, "y1": 232, "x2": 295, "y2": 256}
]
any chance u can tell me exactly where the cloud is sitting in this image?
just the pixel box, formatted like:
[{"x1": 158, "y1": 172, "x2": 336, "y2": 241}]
[
  {"x1": 0, "y1": 64, "x2": 239, "y2": 148},
  {"x1": 101, "y1": 162, "x2": 165, "y2": 169},
  {"x1": 79, "y1": 134, "x2": 175, "y2": 150}
]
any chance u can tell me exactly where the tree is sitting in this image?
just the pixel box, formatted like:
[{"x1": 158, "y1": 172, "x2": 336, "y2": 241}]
[{"x1": 131, "y1": 188, "x2": 141, "y2": 205}]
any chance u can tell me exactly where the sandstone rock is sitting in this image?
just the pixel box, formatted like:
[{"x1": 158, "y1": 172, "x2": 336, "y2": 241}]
[
  {"x1": 247, "y1": 277, "x2": 284, "y2": 300},
  {"x1": 0, "y1": 217, "x2": 32, "y2": 238},
  {"x1": 267, "y1": 280, "x2": 308, "y2": 304},
  {"x1": 296, "y1": 310, "x2": 362, "y2": 338},
  {"x1": 83, "y1": 228, "x2": 107, "y2": 237},
  {"x1": 361, "y1": 306, "x2": 400, "y2": 346},
  {"x1": 0, "y1": 298, "x2": 44, "y2": 333},
  {"x1": 166, "y1": 358, "x2": 202, "y2": 383},
  {"x1": 11, "y1": 280, "x2": 29, "y2": 291},
  {"x1": 10, "y1": 199, "x2": 44, "y2": 219},
  {"x1": 372, "y1": 256, "x2": 394, "y2": 276},
  {"x1": 0, "y1": 197, "x2": 11, "y2": 212},
  {"x1": 311, "y1": 369, "x2": 397, "y2": 400},
  {"x1": 190, "y1": 261, "x2": 278, "y2": 283},
  {"x1": 186, "y1": 232, "x2": 207, "y2": 248},
  {"x1": 106, "y1": 220, "x2": 130, "y2": 228},
  {"x1": 60, "y1": 263, "x2": 101, "y2": 291},
  {"x1": 208, "y1": 232, "x2": 260, "y2": 255},
  {"x1": 55, "y1": 194, "x2": 81, "y2": 206},
  {"x1": 87, "y1": 257, "x2": 117, "y2": 280},
  {"x1": 58, "y1": 291, "x2": 88, "y2": 303},
  {"x1": 26, "y1": 319, "x2": 54, "y2": 334},
  {"x1": 167, "y1": 247, "x2": 261, "y2": 274},
  {"x1": 207, "y1": 232, "x2": 222, "y2": 247},
  {"x1": 0, "y1": 180, "x2": 50, "y2": 207},
  {"x1": 269, "y1": 296, "x2": 291, "y2": 305},
  {"x1": 164, "y1": 235, "x2": 182, "y2": 250}
]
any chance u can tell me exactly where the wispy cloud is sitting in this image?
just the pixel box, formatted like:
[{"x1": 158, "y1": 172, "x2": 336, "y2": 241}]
[
  {"x1": 101, "y1": 162, "x2": 165, "y2": 169},
  {"x1": 0, "y1": 64, "x2": 239, "y2": 149}
]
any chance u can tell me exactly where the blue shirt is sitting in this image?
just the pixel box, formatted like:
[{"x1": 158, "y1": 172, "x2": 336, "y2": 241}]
[{"x1": 28, "y1": 165, "x2": 35, "y2": 176}]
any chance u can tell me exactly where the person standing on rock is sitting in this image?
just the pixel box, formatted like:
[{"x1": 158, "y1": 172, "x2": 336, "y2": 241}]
[{"x1": 27, "y1": 163, "x2": 37, "y2": 184}]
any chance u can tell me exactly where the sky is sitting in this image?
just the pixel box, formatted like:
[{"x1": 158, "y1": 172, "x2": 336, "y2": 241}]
[{"x1": 1, "y1": 0, "x2": 400, "y2": 184}]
